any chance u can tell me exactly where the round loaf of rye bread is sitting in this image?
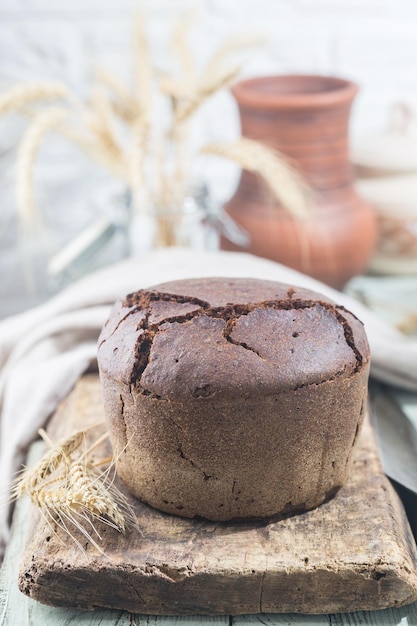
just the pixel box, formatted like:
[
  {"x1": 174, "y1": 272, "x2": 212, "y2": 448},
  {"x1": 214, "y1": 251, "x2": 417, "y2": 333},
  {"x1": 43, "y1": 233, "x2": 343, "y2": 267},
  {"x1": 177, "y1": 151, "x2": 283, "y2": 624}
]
[{"x1": 97, "y1": 277, "x2": 370, "y2": 521}]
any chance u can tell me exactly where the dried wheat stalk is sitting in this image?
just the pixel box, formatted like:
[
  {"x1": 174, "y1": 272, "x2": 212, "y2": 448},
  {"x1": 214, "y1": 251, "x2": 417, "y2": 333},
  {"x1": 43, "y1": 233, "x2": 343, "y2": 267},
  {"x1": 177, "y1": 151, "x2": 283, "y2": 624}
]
[
  {"x1": 174, "y1": 62, "x2": 241, "y2": 125},
  {"x1": 0, "y1": 82, "x2": 69, "y2": 116},
  {"x1": 201, "y1": 138, "x2": 313, "y2": 219},
  {"x1": 170, "y1": 6, "x2": 199, "y2": 88},
  {"x1": 93, "y1": 66, "x2": 150, "y2": 202},
  {"x1": 129, "y1": 119, "x2": 149, "y2": 210},
  {"x1": 1, "y1": 14, "x2": 313, "y2": 247},
  {"x1": 160, "y1": 59, "x2": 242, "y2": 214},
  {"x1": 58, "y1": 123, "x2": 130, "y2": 182},
  {"x1": 132, "y1": 13, "x2": 152, "y2": 129},
  {"x1": 85, "y1": 88, "x2": 125, "y2": 164},
  {"x1": 16, "y1": 107, "x2": 68, "y2": 232},
  {"x1": 95, "y1": 66, "x2": 139, "y2": 124}
]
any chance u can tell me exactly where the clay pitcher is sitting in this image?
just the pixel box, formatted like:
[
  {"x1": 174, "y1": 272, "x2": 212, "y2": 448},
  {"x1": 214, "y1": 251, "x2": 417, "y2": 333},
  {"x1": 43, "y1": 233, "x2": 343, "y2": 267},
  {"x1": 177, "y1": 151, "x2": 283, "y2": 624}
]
[{"x1": 222, "y1": 74, "x2": 378, "y2": 289}]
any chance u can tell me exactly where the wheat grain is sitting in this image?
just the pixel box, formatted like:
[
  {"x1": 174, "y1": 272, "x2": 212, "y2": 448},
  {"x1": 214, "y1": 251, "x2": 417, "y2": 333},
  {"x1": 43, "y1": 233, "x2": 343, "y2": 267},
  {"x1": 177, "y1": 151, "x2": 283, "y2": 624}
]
[
  {"x1": 201, "y1": 138, "x2": 313, "y2": 219},
  {"x1": 0, "y1": 82, "x2": 69, "y2": 117}
]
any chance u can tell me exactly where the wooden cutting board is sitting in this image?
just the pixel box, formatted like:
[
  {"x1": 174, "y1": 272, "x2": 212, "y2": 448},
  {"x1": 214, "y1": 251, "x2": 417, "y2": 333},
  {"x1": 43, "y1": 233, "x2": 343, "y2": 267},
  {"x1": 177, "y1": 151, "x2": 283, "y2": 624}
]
[{"x1": 18, "y1": 374, "x2": 417, "y2": 615}]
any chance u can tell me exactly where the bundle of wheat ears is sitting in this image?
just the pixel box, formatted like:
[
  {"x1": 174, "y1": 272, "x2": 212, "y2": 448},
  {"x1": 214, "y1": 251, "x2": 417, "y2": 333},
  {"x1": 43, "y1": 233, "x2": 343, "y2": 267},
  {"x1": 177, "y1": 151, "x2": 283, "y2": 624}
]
[
  {"x1": 11, "y1": 425, "x2": 138, "y2": 554},
  {"x1": 0, "y1": 12, "x2": 311, "y2": 247}
]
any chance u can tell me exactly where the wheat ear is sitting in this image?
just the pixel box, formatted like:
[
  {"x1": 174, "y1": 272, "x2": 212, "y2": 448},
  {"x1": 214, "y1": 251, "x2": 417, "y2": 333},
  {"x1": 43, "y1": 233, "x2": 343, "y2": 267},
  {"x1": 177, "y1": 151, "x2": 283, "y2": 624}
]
[
  {"x1": 94, "y1": 66, "x2": 139, "y2": 124},
  {"x1": 30, "y1": 478, "x2": 117, "y2": 556},
  {"x1": 86, "y1": 88, "x2": 124, "y2": 162},
  {"x1": 161, "y1": 8, "x2": 198, "y2": 124},
  {"x1": 170, "y1": 5, "x2": 200, "y2": 87},
  {"x1": 0, "y1": 82, "x2": 70, "y2": 116},
  {"x1": 65, "y1": 460, "x2": 127, "y2": 531},
  {"x1": 128, "y1": 119, "x2": 148, "y2": 211},
  {"x1": 132, "y1": 12, "x2": 152, "y2": 128},
  {"x1": 159, "y1": 75, "x2": 190, "y2": 99},
  {"x1": 16, "y1": 107, "x2": 67, "y2": 233},
  {"x1": 12, "y1": 430, "x2": 84, "y2": 500},
  {"x1": 93, "y1": 66, "x2": 149, "y2": 196},
  {"x1": 174, "y1": 63, "x2": 241, "y2": 124},
  {"x1": 201, "y1": 138, "x2": 313, "y2": 219},
  {"x1": 32, "y1": 464, "x2": 137, "y2": 555},
  {"x1": 55, "y1": 87, "x2": 130, "y2": 182}
]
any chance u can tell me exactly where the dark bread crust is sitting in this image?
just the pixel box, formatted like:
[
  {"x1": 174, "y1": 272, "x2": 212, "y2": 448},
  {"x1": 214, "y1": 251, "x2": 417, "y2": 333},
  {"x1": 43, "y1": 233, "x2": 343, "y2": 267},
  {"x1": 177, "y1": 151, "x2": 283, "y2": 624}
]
[{"x1": 98, "y1": 277, "x2": 370, "y2": 521}]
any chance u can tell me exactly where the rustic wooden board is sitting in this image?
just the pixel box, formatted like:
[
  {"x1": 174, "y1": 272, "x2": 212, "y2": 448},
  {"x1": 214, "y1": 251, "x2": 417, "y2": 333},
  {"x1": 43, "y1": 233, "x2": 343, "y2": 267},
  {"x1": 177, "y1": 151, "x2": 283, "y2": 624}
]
[
  {"x1": 3, "y1": 483, "x2": 417, "y2": 626},
  {"x1": 16, "y1": 374, "x2": 417, "y2": 616}
]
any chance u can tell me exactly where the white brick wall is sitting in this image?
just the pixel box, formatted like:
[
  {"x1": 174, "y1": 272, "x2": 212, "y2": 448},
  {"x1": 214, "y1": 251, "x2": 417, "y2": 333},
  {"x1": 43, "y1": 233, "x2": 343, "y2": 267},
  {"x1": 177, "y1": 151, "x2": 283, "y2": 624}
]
[
  {"x1": 2, "y1": 1, "x2": 416, "y2": 131},
  {"x1": 1, "y1": 0, "x2": 416, "y2": 195},
  {"x1": 1, "y1": 0, "x2": 417, "y2": 313}
]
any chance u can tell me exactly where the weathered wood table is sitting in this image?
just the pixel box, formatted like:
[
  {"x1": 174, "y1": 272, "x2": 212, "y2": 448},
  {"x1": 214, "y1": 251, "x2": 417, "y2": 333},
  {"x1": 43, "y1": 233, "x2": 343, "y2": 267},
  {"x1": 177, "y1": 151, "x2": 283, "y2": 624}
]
[
  {"x1": 1, "y1": 372, "x2": 417, "y2": 625},
  {"x1": 1, "y1": 274, "x2": 417, "y2": 625}
]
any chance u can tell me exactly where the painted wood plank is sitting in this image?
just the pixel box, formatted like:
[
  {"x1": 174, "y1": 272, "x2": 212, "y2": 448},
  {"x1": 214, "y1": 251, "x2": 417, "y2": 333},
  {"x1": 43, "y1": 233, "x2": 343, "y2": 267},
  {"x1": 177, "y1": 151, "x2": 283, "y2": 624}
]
[
  {"x1": 233, "y1": 602, "x2": 417, "y2": 625},
  {"x1": 133, "y1": 619, "x2": 229, "y2": 625},
  {"x1": 233, "y1": 615, "x2": 330, "y2": 624}
]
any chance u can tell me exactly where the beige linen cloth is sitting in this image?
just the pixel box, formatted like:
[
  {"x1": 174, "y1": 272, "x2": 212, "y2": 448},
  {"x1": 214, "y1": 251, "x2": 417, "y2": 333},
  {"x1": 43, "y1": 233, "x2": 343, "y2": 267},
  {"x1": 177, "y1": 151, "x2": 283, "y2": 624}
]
[{"x1": 1, "y1": 247, "x2": 417, "y2": 560}]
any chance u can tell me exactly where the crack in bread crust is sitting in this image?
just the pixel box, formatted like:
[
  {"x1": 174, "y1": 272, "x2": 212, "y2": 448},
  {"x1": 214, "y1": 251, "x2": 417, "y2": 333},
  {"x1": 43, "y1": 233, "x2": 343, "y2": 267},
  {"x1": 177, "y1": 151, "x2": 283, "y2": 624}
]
[
  {"x1": 97, "y1": 279, "x2": 371, "y2": 522},
  {"x1": 100, "y1": 289, "x2": 365, "y2": 390}
]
